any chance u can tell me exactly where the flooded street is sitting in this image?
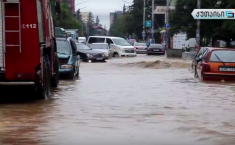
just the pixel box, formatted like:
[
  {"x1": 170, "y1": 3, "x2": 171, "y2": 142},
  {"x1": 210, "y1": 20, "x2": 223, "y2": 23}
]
[{"x1": 1, "y1": 55, "x2": 235, "y2": 145}]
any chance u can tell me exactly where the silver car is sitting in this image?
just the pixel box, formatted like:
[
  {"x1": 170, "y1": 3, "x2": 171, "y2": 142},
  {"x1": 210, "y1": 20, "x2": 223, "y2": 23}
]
[
  {"x1": 134, "y1": 42, "x2": 148, "y2": 54},
  {"x1": 90, "y1": 43, "x2": 110, "y2": 59}
]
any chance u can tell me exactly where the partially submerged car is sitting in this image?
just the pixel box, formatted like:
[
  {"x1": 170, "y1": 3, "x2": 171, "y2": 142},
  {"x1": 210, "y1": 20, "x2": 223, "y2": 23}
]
[
  {"x1": 76, "y1": 43, "x2": 106, "y2": 62},
  {"x1": 56, "y1": 37, "x2": 80, "y2": 79},
  {"x1": 195, "y1": 47, "x2": 235, "y2": 81},
  {"x1": 90, "y1": 43, "x2": 110, "y2": 59},
  {"x1": 134, "y1": 42, "x2": 148, "y2": 54}
]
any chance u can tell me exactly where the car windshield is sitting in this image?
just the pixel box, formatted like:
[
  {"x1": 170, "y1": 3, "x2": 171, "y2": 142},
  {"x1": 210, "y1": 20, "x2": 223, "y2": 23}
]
[
  {"x1": 149, "y1": 44, "x2": 163, "y2": 49},
  {"x1": 113, "y1": 38, "x2": 131, "y2": 46},
  {"x1": 76, "y1": 43, "x2": 91, "y2": 50},
  {"x1": 91, "y1": 44, "x2": 108, "y2": 49},
  {"x1": 56, "y1": 40, "x2": 71, "y2": 55},
  {"x1": 135, "y1": 43, "x2": 147, "y2": 46},
  {"x1": 209, "y1": 50, "x2": 235, "y2": 62}
]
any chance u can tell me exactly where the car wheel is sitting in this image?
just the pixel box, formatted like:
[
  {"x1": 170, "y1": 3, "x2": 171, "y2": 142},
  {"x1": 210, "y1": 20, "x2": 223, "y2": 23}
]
[
  {"x1": 75, "y1": 68, "x2": 79, "y2": 78},
  {"x1": 113, "y1": 52, "x2": 119, "y2": 57},
  {"x1": 68, "y1": 69, "x2": 75, "y2": 80}
]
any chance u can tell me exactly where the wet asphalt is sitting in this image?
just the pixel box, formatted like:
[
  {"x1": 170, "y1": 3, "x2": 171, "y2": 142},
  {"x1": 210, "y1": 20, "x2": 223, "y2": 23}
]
[{"x1": 0, "y1": 54, "x2": 235, "y2": 145}]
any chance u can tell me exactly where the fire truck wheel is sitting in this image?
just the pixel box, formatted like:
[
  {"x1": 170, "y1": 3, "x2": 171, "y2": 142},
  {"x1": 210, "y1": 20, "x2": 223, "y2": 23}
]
[
  {"x1": 36, "y1": 57, "x2": 50, "y2": 99},
  {"x1": 51, "y1": 55, "x2": 59, "y2": 87},
  {"x1": 45, "y1": 56, "x2": 51, "y2": 96}
]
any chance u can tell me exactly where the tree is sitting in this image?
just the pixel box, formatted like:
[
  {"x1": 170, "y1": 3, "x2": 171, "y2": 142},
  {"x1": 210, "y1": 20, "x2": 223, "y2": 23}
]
[
  {"x1": 50, "y1": 1, "x2": 81, "y2": 29},
  {"x1": 75, "y1": 9, "x2": 82, "y2": 21},
  {"x1": 123, "y1": 4, "x2": 126, "y2": 13},
  {"x1": 169, "y1": 0, "x2": 235, "y2": 47},
  {"x1": 88, "y1": 12, "x2": 94, "y2": 25},
  {"x1": 96, "y1": 16, "x2": 99, "y2": 24}
]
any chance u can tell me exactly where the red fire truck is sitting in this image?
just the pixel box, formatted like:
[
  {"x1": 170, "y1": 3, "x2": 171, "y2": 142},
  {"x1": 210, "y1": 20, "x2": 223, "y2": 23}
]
[{"x1": 0, "y1": 0, "x2": 60, "y2": 99}]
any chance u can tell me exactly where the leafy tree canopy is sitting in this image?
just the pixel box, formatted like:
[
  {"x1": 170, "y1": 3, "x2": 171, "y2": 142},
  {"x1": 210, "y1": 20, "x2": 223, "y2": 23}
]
[{"x1": 50, "y1": 0, "x2": 81, "y2": 30}]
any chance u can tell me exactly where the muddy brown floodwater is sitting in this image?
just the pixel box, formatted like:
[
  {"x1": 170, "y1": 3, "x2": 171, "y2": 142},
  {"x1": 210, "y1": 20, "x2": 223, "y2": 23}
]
[{"x1": 0, "y1": 54, "x2": 235, "y2": 145}]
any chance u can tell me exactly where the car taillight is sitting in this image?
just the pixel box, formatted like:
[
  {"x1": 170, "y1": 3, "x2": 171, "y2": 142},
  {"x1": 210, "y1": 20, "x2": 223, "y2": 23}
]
[
  {"x1": 203, "y1": 63, "x2": 210, "y2": 72},
  {"x1": 134, "y1": 47, "x2": 138, "y2": 50}
]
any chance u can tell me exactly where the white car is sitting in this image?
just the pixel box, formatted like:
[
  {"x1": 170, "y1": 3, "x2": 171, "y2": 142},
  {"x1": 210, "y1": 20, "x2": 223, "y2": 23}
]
[
  {"x1": 90, "y1": 43, "x2": 110, "y2": 59},
  {"x1": 86, "y1": 36, "x2": 137, "y2": 57}
]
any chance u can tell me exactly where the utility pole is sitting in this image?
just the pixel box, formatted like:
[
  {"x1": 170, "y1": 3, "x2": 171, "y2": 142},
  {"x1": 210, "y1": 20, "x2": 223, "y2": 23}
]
[
  {"x1": 143, "y1": 0, "x2": 145, "y2": 41},
  {"x1": 166, "y1": 0, "x2": 170, "y2": 48},
  {"x1": 151, "y1": 0, "x2": 154, "y2": 40},
  {"x1": 196, "y1": 0, "x2": 201, "y2": 51}
]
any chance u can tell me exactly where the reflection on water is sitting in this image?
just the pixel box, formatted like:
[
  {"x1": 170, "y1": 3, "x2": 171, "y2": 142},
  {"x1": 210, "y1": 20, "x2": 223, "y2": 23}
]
[{"x1": 0, "y1": 56, "x2": 235, "y2": 145}]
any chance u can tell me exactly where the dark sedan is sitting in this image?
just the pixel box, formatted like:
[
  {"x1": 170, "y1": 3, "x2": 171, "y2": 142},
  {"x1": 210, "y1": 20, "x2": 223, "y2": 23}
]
[
  {"x1": 76, "y1": 43, "x2": 106, "y2": 62},
  {"x1": 146, "y1": 44, "x2": 165, "y2": 55}
]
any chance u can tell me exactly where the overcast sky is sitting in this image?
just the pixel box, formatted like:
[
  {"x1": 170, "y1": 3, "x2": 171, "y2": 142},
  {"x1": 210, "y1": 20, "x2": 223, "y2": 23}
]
[{"x1": 75, "y1": 0, "x2": 133, "y2": 30}]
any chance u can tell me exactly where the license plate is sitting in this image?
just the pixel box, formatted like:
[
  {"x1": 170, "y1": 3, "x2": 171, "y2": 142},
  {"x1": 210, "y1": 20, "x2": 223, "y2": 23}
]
[
  {"x1": 97, "y1": 58, "x2": 103, "y2": 60},
  {"x1": 153, "y1": 49, "x2": 159, "y2": 51},
  {"x1": 219, "y1": 67, "x2": 235, "y2": 71}
]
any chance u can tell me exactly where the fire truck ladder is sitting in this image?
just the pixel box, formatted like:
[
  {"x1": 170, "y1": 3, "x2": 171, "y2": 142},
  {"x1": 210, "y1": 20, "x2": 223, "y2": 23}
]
[
  {"x1": 3, "y1": 0, "x2": 21, "y2": 60},
  {"x1": 0, "y1": 1, "x2": 4, "y2": 69}
]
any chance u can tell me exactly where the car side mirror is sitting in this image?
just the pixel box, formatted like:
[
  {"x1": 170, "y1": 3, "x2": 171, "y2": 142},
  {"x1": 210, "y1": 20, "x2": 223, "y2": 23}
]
[{"x1": 75, "y1": 51, "x2": 80, "y2": 55}]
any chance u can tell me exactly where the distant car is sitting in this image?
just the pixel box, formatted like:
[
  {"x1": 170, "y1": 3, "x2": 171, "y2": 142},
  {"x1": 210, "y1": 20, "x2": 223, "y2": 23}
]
[
  {"x1": 76, "y1": 43, "x2": 106, "y2": 62},
  {"x1": 146, "y1": 44, "x2": 165, "y2": 55},
  {"x1": 196, "y1": 47, "x2": 235, "y2": 81},
  {"x1": 78, "y1": 37, "x2": 86, "y2": 43},
  {"x1": 90, "y1": 43, "x2": 110, "y2": 59},
  {"x1": 56, "y1": 37, "x2": 80, "y2": 79},
  {"x1": 133, "y1": 42, "x2": 148, "y2": 54}
]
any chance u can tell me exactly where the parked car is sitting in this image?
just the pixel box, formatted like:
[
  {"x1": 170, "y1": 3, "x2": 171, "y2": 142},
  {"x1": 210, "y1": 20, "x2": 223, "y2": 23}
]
[
  {"x1": 196, "y1": 47, "x2": 235, "y2": 81},
  {"x1": 56, "y1": 37, "x2": 80, "y2": 79},
  {"x1": 146, "y1": 44, "x2": 165, "y2": 55},
  {"x1": 133, "y1": 42, "x2": 148, "y2": 54},
  {"x1": 76, "y1": 43, "x2": 107, "y2": 62},
  {"x1": 192, "y1": 47, "x2": 207, "y2": 77},
  {"x1": 90, "y1": 43, "x2": 110, "y2": 59},
  {"x1": 86, "y1": 36, "x2": 137, "y2": 57},
  {"x1": 78, "y1": 37, "x2": 86, "y2": 43}
]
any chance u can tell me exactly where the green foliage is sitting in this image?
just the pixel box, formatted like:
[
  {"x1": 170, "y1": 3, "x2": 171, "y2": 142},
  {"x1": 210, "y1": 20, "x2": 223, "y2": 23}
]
[
  {"x1": 123, "y1": 4, "x2": 126, "y2": 13},
  {"x1": 50, "y1": 0, "x2": 81, "y2": 30},
  {"x1": 88, "y1": 12, "x2": 94, "y2": 25},
  {"x1": 109, "y1": 0, "x2": 152, "y2": 39},
  {"x1": 169, "y1": 0, "x2": 235, "y2": 46},
  {"x1": 96, "y1": 16, "x2": 100, "y2": 24},
  {"x1": 75, "y1": 9, "x2": 82, "y2": 21}
]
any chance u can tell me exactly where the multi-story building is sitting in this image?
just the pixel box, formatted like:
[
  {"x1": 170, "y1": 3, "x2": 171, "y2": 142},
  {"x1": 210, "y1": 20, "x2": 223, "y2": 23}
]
[
  {"x1": 61, "y1": 0, "x2": 75, "y2": 14},
  {"x1": 81, "y1": 12, "x2": 89, "y2": 23},
  {"x1": 109, "y1": 11, "x2": 123, "y2": 26}
]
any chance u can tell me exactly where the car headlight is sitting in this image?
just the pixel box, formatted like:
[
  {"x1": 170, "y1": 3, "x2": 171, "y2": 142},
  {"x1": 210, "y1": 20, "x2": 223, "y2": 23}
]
[
  {"x1": 87, "y1": 54, "x2": 93, "y2": 57},
  {"x1": 104, "y1": 53, "x2": 108, "y2": 56},
  {"x1": 60, "y1": 65, "x2": 73, "y2": 69}
]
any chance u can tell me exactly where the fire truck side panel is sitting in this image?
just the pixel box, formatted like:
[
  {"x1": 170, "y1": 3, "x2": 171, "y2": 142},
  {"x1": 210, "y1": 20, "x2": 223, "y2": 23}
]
[
  {"x1": 41, "y1": 0, "x2": 51, "y2": 48},
  {"x1": 4, "y1": 0, "x2": 40, "y2": 80}
]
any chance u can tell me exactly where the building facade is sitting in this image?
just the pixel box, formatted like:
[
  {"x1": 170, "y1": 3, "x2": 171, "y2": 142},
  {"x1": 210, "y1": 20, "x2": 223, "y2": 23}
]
[
  {"x1": 81, "y1": 12, "x2": 89, "y2": 23},
  {"x1": 61, "y1": 0, "x2": 75, "y2": 14},
  {"x1": 109, "y1": 11, "x2": 123, "y2": 26}
]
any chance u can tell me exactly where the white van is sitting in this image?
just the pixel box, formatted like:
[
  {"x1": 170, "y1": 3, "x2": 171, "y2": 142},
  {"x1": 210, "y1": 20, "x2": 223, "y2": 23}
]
[{"x1": 86, "y1": 36, "x2": 137, "y2": 57}]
